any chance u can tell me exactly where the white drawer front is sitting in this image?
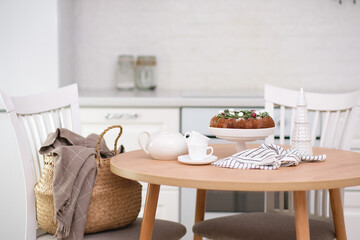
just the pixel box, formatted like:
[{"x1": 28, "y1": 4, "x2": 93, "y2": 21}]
[
  {"x1": 346, "y1": 185, "x2": 360, "y2": 191},
  {"x1": 139, "y1": 185, "x2": 180, "y2": 222},
  {"x1": 344, "y1": 191, "x2": 360, "y2": 208},
  {"x1": 80, "y1": 107, "x2": 179, "y2": 151}
]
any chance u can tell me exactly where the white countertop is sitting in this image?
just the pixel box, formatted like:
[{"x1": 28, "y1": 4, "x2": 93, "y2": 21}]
[
  {"x1": 0, "y1": 89, "x2": 265, "y2": 111},
  {"x1": 79, "y1": 89, "x2": 265, "y2": 108}
]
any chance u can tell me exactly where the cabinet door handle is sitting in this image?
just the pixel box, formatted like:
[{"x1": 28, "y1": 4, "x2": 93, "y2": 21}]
[
  {"x1": 121, "y1": 113, "x2": 139, "y2": 119},
  {"x1": 105, "y1": 113, "x2": 139, "y2": 120}
]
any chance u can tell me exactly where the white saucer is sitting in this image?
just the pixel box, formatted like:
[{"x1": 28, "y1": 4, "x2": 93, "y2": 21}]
[{"x1": 177, "y1": 155, "x2": 218, "y2": 165}]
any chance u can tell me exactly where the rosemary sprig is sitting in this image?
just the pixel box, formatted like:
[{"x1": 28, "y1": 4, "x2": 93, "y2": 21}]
[{"x1": 217, "y1": 109, "x2": 269, "y2": 120}]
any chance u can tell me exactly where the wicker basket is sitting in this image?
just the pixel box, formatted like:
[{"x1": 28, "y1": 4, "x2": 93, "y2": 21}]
[{"x1": 34, "y1": 125, "x2": 142, "y2": 234}]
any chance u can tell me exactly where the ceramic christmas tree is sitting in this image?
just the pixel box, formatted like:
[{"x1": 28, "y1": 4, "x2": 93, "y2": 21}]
[{"x1": 291, "y1": 88, "x2": 313, "y2": 155}]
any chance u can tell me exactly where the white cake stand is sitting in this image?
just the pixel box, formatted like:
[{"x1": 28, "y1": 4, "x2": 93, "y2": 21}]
[{"x1": 209, "y1": 127, "x2": 275, "y2": 152}]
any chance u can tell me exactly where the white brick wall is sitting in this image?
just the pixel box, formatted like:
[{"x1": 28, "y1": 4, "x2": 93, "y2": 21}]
[{"x1": 65, "y1": 0, "x2": 360, "y2": 92}]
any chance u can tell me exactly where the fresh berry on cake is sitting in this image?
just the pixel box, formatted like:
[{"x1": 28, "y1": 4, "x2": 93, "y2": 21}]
[{"x1": 210, "y1": 109, "x2": 275, "y2": 129}]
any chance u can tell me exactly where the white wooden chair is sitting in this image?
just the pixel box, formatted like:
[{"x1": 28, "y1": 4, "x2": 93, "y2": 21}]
[
  {"x1": 193, "y1": 84, "x2": 360, "y2": 240},
  {"x1": 0, "y1": 84, "x2": 186, "y2": 240},
  {"x1": 264, "y1": 84, "x2": 360, "y2": 220}
]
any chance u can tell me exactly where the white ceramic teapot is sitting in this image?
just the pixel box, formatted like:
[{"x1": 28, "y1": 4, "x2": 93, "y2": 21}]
[{"x1": 138, "y1": 130, "x2": 188, "y2": 160}]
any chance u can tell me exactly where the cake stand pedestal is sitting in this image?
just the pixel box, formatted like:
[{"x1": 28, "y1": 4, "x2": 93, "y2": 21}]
[{"x1": 208, "y1": 127, "x2": 276, "y2": 152}]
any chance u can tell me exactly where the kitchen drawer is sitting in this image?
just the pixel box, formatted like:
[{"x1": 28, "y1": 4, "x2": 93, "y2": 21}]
[
  {"x1": 344, "y1": 190, "x2": 360, "y2": 240},
  {"x1": 80, "y1": 107, "x2": 180, "y2": 151},
  {"x1": 139, "y1": 184, "x2": 180, "y2": 222},
  {"x1": 81, "y1": 107, "x2": 179, "y2": 124},
  {"x1": 344, "y1": 190, "x2": 360, "y2": 208},
  {"x1": 345, "y1": 185, "x2": 360, "y2": 191}
]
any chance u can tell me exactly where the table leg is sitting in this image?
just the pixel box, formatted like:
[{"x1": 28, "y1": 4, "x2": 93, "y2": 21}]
[
  {"x1": 293, "y1": 191, "x2": 310, "y2": 240},
  {"x1": 140, "y1": 183, "x2": 160, "y2": 240},
  {"x1": 329, "y1": 188, "x2": 347, "y2": 240},
  {"x1": 194, "y1": 189, "x2": 206, "y2": 240}
]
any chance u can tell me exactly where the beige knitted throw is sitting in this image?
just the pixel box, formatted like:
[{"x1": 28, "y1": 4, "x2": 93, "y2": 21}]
[{"x1": 39, "y1": 128, "x2": 113, "y2": 240}]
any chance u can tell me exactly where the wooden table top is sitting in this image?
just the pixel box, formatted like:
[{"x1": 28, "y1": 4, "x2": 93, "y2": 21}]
[{"x1": 110, "y1": 144, "x2": 360, "y2": 191}]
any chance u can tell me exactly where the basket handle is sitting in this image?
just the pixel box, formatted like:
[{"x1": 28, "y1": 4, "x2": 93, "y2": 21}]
[{"x1": 96, "y1": 125, "x2": 123, "y2": 165}]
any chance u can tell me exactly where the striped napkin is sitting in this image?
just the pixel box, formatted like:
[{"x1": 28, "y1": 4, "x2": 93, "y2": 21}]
[{"x1": 212, "y1": 143, "x2": 326, "y2": 170}]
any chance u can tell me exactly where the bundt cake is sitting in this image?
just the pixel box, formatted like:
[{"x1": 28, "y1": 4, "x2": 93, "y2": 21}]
[{"x1": 210, "y1": 109, "x2": 275, "y2": 129}]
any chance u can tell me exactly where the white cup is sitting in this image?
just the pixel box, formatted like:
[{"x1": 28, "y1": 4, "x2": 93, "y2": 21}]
[
  {"x1": 188, "y1": 143, "x2": 213, "y2": 161},
  {"x1": 184, "y1": 131, "x2": 210, "y2": 145}
]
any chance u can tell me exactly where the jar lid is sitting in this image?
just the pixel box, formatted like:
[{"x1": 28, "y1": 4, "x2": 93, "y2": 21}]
[
  {"x1": 118, "y1": 55, "x2": 134, "y2": 63},
  {"x1": 136, "y1": 56, "x2": 156, "y2": 66}
]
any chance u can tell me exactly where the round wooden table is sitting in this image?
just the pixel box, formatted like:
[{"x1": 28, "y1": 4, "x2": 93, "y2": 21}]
[{"x1": 110, "y1": 144, "x2": 360, "y2": 240}]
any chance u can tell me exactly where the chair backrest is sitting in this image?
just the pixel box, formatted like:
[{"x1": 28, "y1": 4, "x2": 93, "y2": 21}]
[
  {"x1": 0, "y1": 84, "x2": 80, "y2": 240},
  {"x1": 264, "y1": 84, "x2": 360, "y2": 219}
]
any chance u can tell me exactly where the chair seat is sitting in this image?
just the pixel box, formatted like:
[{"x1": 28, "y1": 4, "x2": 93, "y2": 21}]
[
  {"x1": 37, "y1": 218, "x2": 186, "y2": 240},
  {"x1": 193, "y1": 212, "x2": 335, "y2": 240}
]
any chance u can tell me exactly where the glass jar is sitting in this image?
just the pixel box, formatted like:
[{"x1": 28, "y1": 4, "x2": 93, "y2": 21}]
[
  {"x1": 135, "y1": 56, "x2": 157, "y2": 90},
  {"x1": 116, "y1": 55, "x2": 135, "y2": 90}
]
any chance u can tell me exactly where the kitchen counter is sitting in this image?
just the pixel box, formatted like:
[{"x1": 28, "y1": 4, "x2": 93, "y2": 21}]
[
  {"x1": 79, "y1": 89, "x2": 265, "y2": 108},
  {"x1": 0, "y1": 89, "x2": 265, "y2": 110}
]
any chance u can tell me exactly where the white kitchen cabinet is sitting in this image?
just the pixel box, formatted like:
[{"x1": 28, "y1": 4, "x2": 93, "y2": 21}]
[
  {"x1": 138, "y1": 183, "x2": 179, "y2": 221},
  {"x1": 344, "y1": 186, "x2": 360, "y2": 240},
  {"x1": 80, "y1": 107, "x2": 180, "y2": 151},
  {"x1": 79, "y1": 107, "x2": 181, "y2": 222}
]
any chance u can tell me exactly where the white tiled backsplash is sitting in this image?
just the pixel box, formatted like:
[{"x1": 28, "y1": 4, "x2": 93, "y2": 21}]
[{"x1": 60, "y1": 0, "x2": 360, "y2": 92}]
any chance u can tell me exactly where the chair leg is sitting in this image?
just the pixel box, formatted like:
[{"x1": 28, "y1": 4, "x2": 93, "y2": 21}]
[
  {"x1": 293, "y1": 191, "x2": 310, "y2": 240},
  {"x1": 194, "y1": 189, "x2": 206, "y2": 240},
  {"x1": 329, "y1": 188, "x2": 347, "y2": 240}
]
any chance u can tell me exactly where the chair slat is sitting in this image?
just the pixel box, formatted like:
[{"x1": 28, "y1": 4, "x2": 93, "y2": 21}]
[
  {"x1": 21, "y1": 116, "x2": 41, "y2": 181},
  {"x1": 59, "y1": 108, "x2": 65, "y2": 128},
  {"x1": 34, "y1": 115, "x2": 50, "y2": 173},
  {"x1": 288, "y1": 191, "x2": 294, "y2": 213},
  {"x1": 306, "y1": 190, "x2": 311, "y2": 213},
  {"x1": 279, "y1": 192, "x2": 284, "y2": 210},
  {"x1": 322, "y1": 189, "x2": 328, "y2": 217},
  {"x1": 20, "y1": 116, "x2": 39, "y2": 182},
  {"x1": 290, "y1": 108, "x2": 295, "y2": 141},
  {"x1": 264, "y1": 192, "x2": 275, "y2": 212},
  {"x1": 314, "y1": 190, "x2": 320, "y2": 216},
  {"x1": 307, "y1": 190, "x2": 313, "y2": 215},
  {"x1": 42, "y1": 112, "x2": 55, "y2": 134},
  {"x1": 280, "y1": 106, "x2": 285, "y2": 145},
  {"x1": 319, "y1": 111, "x2": 331, "y2": 147},
  {"x1": 29, "y1": 115, "x2": 44, "y2": 180},
  {"x1": 311, "y1": 111, "x2": 320, "y2": 146},
  {"x1": 64, "y1": 107, "x2": 74, "y2": 130},
  {"x1": 265, "y1": 101, "x2": 275, "y2": 143},
  {"x1": 334, "y1": 110, "x2": 350, "y2": 149},
  {"x1": 327, "y1": 111, "x2": 340, "y2": 148},
  {"x1": 34, "y1": 114, "x2": 47, "y2": 145},
  {"x1": 48, "y1": 111, "x2": 57, "y2": 133},
  {"x1": 70, "y1": 102, "x2": 81, "y2": 133}
]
